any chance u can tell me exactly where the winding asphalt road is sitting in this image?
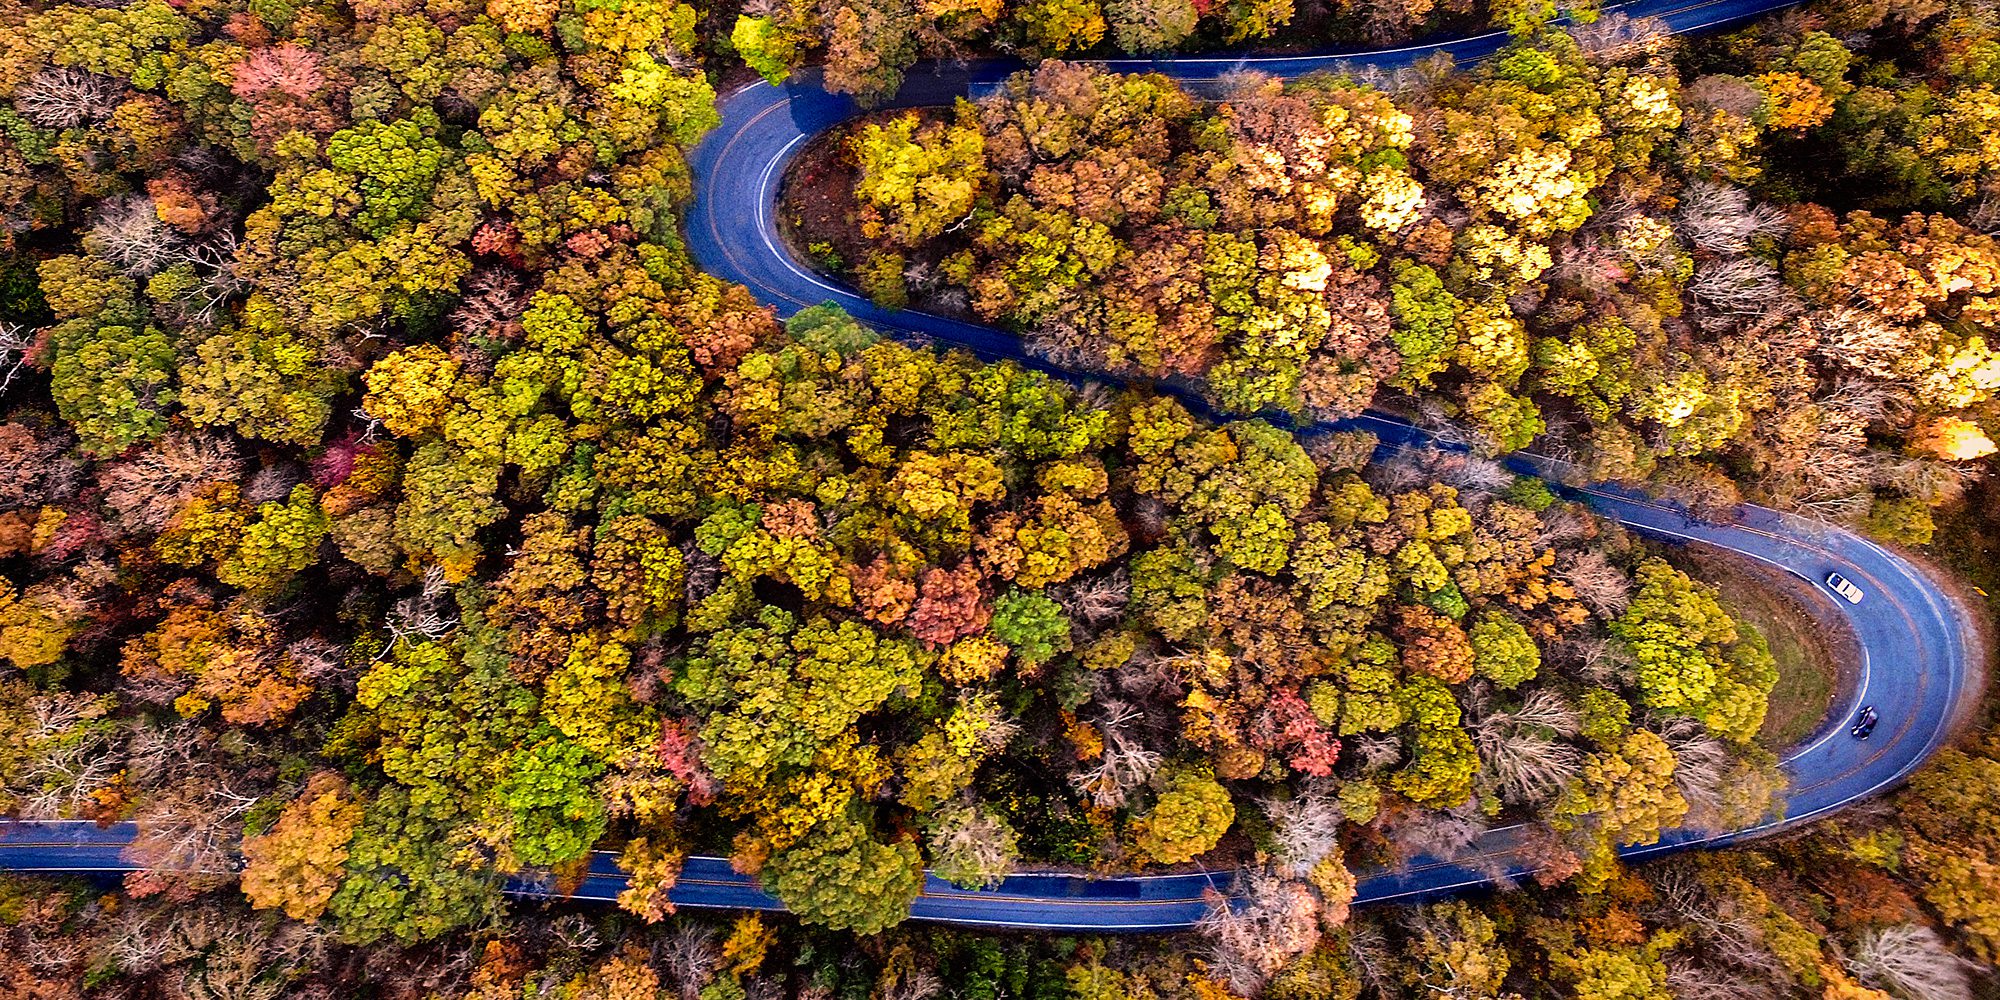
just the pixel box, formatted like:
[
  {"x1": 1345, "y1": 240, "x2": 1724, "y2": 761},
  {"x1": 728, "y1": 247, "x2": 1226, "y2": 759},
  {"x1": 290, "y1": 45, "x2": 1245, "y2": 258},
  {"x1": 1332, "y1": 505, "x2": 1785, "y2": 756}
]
[{"x1": 0, "y1": 2, "x2": 1984, "y2": 931}]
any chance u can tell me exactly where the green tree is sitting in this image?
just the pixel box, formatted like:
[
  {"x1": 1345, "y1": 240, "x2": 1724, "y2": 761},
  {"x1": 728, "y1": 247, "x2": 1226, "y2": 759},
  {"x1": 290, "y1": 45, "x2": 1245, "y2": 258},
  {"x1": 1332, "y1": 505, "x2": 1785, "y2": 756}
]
[
  {"x1": 326, "y1": 787, "x2": 503, "y2": 945},
  {"x1": 1105, "y1": 0, "x2": 1196, "y2": 52},
  {"x1": 218, "y1": 485, "x2": 329, "y2": 593},
  {"x1": 763, "y1": 806, "x2": 924, "y2": 933},
  {"x1": 1016, "y1": 0, "x2": 1107, "y2": 55},
  {"x1": 731, "y1": 15, "x2": 800, "y2": 83},
  {"x1": 38, "y1": 255, "x2": 175, "y2": 456},
  {"x1": 1469, "y1": 610, "x2": 1539, "y2": 689},
  {"x1": 1131, "y1": 767, "x2": 1234, "y2": 864},
  {"x1": 1611, "y1": 559, "x2": 1773, "y2": 742},
  {"x1": 852, "y1": 103, "x2": 988, "y2": 246},
  {"x1": 323, "y1": 117, "x2": 451, "y2": 238},
  {"x1": 675, "y1": 607, "x2": 925, "y2": 781},
  {"x1": 179, "y1": 318, "x2": 345, "y2": 446},
  {"x1": 988, "y1": 589, "x2": 1072, "y2": 668},
  {"x1": 1556, "y1": 729, "x2": 1688, "y2": 847},
  {"x1": 498, "y1": 731, "x2": 609, "y2": 866},
  {"x1": 1393, "y1": 676, "x2": 1479, "y2": 808},
  {"x1": 1389, "y1": 260, "x2": 1462, "y2": 390}
]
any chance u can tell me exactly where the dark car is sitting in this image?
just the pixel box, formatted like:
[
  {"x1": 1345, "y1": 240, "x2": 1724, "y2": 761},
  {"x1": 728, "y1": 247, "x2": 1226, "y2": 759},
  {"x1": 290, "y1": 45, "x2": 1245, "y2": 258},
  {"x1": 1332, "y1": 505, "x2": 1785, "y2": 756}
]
[{"x1": 1851, "y1": 705, "x2": 1878, "y2": 740}]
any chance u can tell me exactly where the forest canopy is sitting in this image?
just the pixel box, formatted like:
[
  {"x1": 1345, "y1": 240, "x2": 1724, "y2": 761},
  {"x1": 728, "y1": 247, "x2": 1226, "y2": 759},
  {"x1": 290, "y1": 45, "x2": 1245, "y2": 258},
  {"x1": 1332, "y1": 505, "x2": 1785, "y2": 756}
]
[
  {"x1": 808, "y1": 25, "x2": 2000, "y2": 545},
  {"x1": 0, "y1": 0, "x2": 1998, "y2": 996}
]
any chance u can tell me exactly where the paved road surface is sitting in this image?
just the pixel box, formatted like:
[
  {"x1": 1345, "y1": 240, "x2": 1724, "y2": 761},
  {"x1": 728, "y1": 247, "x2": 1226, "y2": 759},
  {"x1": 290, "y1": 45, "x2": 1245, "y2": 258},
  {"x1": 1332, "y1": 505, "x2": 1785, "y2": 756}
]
[{"x1": 0, "y1": 0, "x2": 1983, "y2": 931}]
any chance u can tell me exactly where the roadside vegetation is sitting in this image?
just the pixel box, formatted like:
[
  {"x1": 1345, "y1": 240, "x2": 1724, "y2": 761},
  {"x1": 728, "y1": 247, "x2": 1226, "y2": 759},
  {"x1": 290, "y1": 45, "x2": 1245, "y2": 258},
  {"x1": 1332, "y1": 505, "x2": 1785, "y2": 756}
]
[{"x1": 1683, "y1": 554, "x2": 1841, "y2": 749}]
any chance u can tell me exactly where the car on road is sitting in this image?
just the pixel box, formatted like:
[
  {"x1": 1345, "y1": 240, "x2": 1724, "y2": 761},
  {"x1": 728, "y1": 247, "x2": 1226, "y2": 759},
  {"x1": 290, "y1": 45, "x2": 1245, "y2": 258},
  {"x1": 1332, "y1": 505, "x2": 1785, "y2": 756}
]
[
  {"x1": 1826, "y1": 572, "x2": 1865, "y2": 604},
  {"x1": 1851, "y1": 705, "x2": 1878, "y2": 740}
]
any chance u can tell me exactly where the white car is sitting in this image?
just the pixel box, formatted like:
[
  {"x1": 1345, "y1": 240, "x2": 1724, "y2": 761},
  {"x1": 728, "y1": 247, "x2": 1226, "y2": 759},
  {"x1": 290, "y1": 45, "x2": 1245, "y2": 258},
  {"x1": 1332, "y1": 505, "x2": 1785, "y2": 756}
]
[{"x1": 1826, "y1": 572, "x2": 1864, "y2": 604}]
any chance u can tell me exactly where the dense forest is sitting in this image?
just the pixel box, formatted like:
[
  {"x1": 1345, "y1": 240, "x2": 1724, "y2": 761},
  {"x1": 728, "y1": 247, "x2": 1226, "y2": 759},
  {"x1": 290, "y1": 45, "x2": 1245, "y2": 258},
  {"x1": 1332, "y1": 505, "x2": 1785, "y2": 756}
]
[
  {"x1": 0, "y1": 0, "x2": 1997, "y2": 992},
  {"x1": 805, "y1": 15, "x2": 2000, "y2": 546}
]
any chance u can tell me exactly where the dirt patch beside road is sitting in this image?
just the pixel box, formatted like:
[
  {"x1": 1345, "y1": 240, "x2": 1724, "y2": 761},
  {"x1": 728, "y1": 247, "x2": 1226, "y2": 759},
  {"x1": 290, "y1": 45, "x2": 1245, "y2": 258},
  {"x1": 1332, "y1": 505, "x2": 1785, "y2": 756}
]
[{"x1": 777, "y1": 124, "x2": 869, "y2": 282}]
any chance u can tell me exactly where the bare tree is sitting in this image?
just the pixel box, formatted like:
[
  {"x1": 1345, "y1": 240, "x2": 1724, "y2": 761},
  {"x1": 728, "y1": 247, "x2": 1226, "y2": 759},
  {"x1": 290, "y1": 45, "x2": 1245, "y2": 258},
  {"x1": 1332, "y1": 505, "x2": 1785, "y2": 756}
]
[
  {"x1": 1667, "y1": 955, "x2": 1786, "y2": 1000},
  {"x1": 743, "y1": 976, "x2": 788, "y2": 1000},
  {"x1": 1108, "y1": 647, "x2": 1192, "y2": 702},
  {"x1": 1388, "y1": 803, "x2": 1488, "y2": 861},
  {"x1": 1873, "y1": 453, "x2": 1979, "y2": 507},
  {"x1": 1503, "y1": 686, "x2": 1582, "y2": 734},
  {"x1": 654, "y1": 925, "x2": 720, "y2": 1000},
  {"x1": 124, "y1": 777, "x2": 257, "y2": 882},
  {"x1": 1649, "y1": 862, "x2": 1800, "y2": 996},
  {"x1": 1784, "y1": 457, "x2": 1877, "y2": 521},
  {"x1": 926, "y1": 802, "x2": 1019, "y2": 889},
  {"x1": 1969, "y1": 194, "x2": 2000, "y2": 236},
  {"x1": 11, "y1": 691, "x2": 125, "y2": 820},
  {"x1": 1689, "y1": 256, "x2": 1791, "y2": 321},
  {"x1": 180, "y1": 939, "x2": 286, "y2": 1000},
  {"x1": 1352, "y1": 734, "x2": 1406, "y2": 773},
  {"x1": 122, "y1": 721, "x2": 221, "y2": 791},
  {"x1": 1559, "y1": 548, "x2": 1633, "y2": 618},
  {"x1": 0, "y1": 323, "x2": 31, "y2": 399},
  {"x1": 1304, "y1": 430, "x2": 1381, "y2": 474},
  {"x1": 1052, "y1": 568, "x2": 1130, "y2": 627},
  {"x1": 87, "y1": 195, "x2": 185, "y2": 277},
  {"x1": 243, "y1": 459, "x2": 306, "y2": 506},
  {"x1": 1472, "y1": 688, "x2": 1583, "y2": 807},
  {"x1": 1818, "y1": 375, "x2": 1912, "y2": 428},
  {"x1": 1815, "y1": 306, "x2": 1917, "y2": 379},
  {"x1": 547, "y1": 913, "x2": 603, "y2": 953},
  {"x1": 97, "y1": 432, "x2": 244, "y2": 534},
  {"x1": 99, "y1": 909, "x2": 174, "y2": 976},
  {"x1": 1366, "y1": 452, "x2": 1434, "y2": 494},
  {"x1": 1546, "y1": 630, "x2": 1613, "y2": 681},
  {"x1": 1025, "y1": 322, "x2": 1113, "y2": 377},
  {"x1": 449, "y1": 269, "x2": 529, "y2": 342},
  {"x1": 386, "y1": 566, "x2": 457, "y2": 650},
  {"x1": 1068, "y1": 699, "x2": 1164, "y2": 809},
  {"x1": 1536, "y1": 505, "x2": 1599, "y2": 547},
  {"x1": 880, "y1": 969, "x2": 943, "y2": 1000},
  {"x1": 12, "y1": 67, "x2": 122, "y2": 128},
  {"x1": 16, "y1": 728, "x2": 124, "y2": 821},
  {"x1": 288, "y1": 636, "x2": 359, "y2": 694},
  {"x1": 1847, "y1": 924, "x2": 1973, "y2": 1000},
  {"x1": 1684, "y1": 74, "x2": 1765, "y2": 119},
  {"x1": 21, "y1": 923, "x2": 92, "y2": 974},
  {"x1": 1473, "y1": 726, "x2": 1580, "y2": 808},
  {"x1": 1074, "y1": 380, "x2": 1119, "y2": 415},
  {"x1": 176, "y1": 233, "x2": 249, "y2": 326},
  {"x1": 1198, "y1": 871, "x2": 1322, "y2": 996},
  {"x1": 153, "y1": 904, "x2": 325, "y2": 1000},
  {"x1": 1657, "y1": 716, "x2": 1735, "y2": 831},
  {"x1": 1426, "y1": 451, "x2": 1516, "y2": 493},
  {"x1": 1677, "y1": 182, "x2": 1790, "y2": 256},
  {"x1": 1347, "y1": 918, "x2": 1401, "y2": 1000},
  {"x1": 1568, "y1": 12, "x2": 1672, "y2": 62},
  {"x1": 1261, "y1": 786, "x2": 1344, "y2": 877}
]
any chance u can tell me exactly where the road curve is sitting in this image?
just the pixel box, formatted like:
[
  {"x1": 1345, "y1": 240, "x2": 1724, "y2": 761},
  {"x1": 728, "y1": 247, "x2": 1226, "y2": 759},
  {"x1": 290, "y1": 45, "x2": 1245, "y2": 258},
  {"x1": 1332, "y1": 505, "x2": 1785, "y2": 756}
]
[
  {"x1": 0, "y1": 476, "x2": 1977, "y2": 929},
  {"x1": 0, "y1": 2, "x2": 1984, "y2": 931}
]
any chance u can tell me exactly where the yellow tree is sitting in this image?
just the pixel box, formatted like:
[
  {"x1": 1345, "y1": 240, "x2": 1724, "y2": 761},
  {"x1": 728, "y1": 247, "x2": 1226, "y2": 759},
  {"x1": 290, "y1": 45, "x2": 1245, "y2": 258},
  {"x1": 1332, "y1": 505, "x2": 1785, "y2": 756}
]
[{"x1": 240, "y1": 772, "x2": 366, "y2": 921}]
